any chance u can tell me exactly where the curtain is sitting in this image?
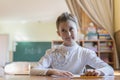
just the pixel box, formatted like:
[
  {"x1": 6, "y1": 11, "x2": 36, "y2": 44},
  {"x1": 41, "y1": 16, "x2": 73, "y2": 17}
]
[
  {"x1": 76, "y1": 0, "x2": 114, "y2": 38},
  {"x1": 66, "y1": 0, "x2": 82, "y2": 29},
  {"x1": 66, "y1": 0, "x2": 113, "y2": 38},
  {"x1": 66, "y1": 0, "x2": 119, "y2": 68}
]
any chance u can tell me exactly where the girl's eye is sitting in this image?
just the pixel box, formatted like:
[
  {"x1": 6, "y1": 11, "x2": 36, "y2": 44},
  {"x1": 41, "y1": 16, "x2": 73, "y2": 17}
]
[
  {"x1": 61, "y1": 29, "x2": 66, "y2": 32},
  {"x1": 70, "y1": 28, "x2": 73, "y2": 31}
]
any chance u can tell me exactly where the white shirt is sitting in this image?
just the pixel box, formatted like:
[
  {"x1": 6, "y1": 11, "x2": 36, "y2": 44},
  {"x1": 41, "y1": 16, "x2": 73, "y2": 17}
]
[{"x1": 30, "y1": 43, "x2": 114, "y2": 76}]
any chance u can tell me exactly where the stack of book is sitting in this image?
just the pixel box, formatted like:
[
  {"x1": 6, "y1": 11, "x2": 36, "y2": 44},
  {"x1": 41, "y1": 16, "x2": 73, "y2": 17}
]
[
  {"x1": 100, "y1": 42, "x2": 112, "y2": 52},
  {"x1": 97, "y1": 28, "x2": 111, "y2": 40},
  {"x1": 98, "y1": 34, "x2": 111, "y2": 40}
]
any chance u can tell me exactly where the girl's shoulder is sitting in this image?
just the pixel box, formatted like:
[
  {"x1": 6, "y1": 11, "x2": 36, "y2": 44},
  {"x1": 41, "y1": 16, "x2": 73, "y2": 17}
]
[
  {"x1": 46, "y1": 45, "x2": 66, "y2": 54},
  {"x1": 78, "y1": 46, "x2": 96, "y2": 54}
]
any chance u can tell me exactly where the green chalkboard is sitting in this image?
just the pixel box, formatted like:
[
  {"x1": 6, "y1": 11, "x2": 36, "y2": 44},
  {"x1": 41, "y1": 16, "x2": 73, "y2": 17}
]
[{"x1": 13, "y1": 42, "x2": 51, "y2": 61}]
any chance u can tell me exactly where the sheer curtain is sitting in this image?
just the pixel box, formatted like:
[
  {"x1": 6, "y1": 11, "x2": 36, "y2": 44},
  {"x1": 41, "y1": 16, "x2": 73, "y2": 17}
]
[
  {"x1": 76, "y1": 0, "x2": 114, "y2": 38},
  {"x1": 66, "y1": 0, "x2": 119, "y2": 68},
  {"x1": 66, "y1": 0, "x2": 82, "y2": 28}
]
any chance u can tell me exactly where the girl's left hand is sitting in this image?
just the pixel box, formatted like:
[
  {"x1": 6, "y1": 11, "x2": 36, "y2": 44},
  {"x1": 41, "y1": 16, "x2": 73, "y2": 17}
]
[{"x1": 84, "y1": 69, "x2": 103, "y2": 76}]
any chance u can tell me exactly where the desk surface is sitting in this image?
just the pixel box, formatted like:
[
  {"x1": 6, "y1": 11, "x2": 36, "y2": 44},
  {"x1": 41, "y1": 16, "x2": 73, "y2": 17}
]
[{"x1": 0, "y1": 75, "x2": 120, "y2": 80}]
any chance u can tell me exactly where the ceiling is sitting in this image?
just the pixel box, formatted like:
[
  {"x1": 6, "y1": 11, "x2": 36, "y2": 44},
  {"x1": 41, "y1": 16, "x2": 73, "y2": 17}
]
[{"x1": 0, "y1": 0, "x2": 70, "y2": 23}]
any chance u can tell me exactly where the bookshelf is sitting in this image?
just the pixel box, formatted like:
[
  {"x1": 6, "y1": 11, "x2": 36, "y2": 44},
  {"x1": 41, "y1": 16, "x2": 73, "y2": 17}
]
[
  {"x1": 99, "y1": 40, "x2": 115, "y2": 67},
  {"x1": 52, "y1": 40, "x2": 115, "y2": 68}
]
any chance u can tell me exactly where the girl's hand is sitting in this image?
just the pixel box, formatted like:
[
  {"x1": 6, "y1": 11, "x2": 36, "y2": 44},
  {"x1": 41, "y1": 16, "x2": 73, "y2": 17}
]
[
  {"x1": 84, "y1": 69, "x2": 103, "y2": 76},
  {"x1": 47, "y1": 69, "x2": 73, "y2": 78}
]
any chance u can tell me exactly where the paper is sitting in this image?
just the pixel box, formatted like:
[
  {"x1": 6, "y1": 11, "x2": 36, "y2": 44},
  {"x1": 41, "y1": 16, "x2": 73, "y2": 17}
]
[
  {"x1": 73, "y1": 75, "x2": 80, "y2": 78},
  {"x1": 73, "y1": 75, "x2": 104, "y2": 79}
]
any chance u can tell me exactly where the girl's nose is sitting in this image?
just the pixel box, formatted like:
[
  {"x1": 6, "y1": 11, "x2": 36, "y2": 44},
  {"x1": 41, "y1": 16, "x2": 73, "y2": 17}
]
[{"x1": 67, "y1": 31, "x2": 71, "y2": 36}]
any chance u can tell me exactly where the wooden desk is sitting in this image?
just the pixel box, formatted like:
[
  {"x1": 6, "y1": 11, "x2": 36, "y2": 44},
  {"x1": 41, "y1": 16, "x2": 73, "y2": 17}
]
[{"x1": 0, "y1": 75, "x2": 120, "y2": 80}]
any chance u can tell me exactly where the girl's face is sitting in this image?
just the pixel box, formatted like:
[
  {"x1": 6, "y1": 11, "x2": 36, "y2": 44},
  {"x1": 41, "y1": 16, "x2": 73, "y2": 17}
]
[{"x1": 57, "y1": 20, "x2": 79, "y2": 46}]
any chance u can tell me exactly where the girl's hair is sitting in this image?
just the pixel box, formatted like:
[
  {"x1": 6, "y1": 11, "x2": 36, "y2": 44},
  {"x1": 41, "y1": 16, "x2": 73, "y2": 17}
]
[{"x1": 56, "y1": 12, "x2": 79, "y2": 30}]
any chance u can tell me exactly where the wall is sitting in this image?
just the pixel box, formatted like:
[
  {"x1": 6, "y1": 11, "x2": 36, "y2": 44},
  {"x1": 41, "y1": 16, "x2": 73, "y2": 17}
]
[
  {"x1": 114, "y1": 0, "x2": 120, "y2": 68},
  {"x1": 114, "y1": 0, "x2": 120, "y2": 32},
  {"x1": 0, "y1": 34, "x2": 9, "y2": 66},
  {"x1": 0, "y1": 22, "x2": 61, "y2": 61}
]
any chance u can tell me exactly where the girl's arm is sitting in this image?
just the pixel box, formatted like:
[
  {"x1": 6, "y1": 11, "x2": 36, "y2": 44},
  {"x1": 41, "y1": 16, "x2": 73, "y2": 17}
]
[
  {"x1": 30, "y1": 49, "x2": 52, "y2": 76},
  {"x1": 85, "y1": 50, "x2": 114, "y2": 76}
]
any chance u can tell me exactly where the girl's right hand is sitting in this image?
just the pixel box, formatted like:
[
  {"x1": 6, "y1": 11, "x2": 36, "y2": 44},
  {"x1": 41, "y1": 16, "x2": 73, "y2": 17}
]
[{"x1": 47, "y1": 69, "x2": 73, "y2": 78}]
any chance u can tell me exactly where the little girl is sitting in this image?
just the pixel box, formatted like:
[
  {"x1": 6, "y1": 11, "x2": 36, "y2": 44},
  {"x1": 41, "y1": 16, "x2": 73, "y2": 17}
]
[{"x1": 30, "y1": 12, "x2": 114, "y2": 78}]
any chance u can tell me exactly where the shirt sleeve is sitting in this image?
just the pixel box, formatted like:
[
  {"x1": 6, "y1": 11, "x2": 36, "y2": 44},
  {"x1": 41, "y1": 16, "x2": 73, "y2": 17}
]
[
  {"x1": 86, "y1": 50, "x2": 114, "y2": 76},
  {"x1": 30, "y1": 49, "x2": 52, "y2": 76}
]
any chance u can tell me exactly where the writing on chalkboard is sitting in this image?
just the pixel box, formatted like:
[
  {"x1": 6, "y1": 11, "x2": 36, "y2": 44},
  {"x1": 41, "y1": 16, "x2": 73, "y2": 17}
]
[
  {"x1": 24, "y1": 47, "x2": 42, "y2": 54},
  {"x1": 13, "y1": 42, "x2": 51, "y2": 61}
]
